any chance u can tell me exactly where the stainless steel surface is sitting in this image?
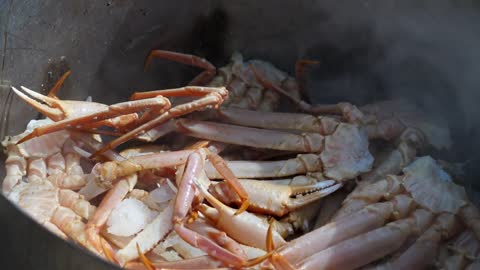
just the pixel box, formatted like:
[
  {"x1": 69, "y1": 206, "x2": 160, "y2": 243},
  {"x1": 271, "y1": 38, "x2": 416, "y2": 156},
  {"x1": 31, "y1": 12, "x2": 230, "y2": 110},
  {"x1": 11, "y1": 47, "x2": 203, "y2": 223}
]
[{"x1": 1, "y1": 0, "x2": 480, "y2": 269}]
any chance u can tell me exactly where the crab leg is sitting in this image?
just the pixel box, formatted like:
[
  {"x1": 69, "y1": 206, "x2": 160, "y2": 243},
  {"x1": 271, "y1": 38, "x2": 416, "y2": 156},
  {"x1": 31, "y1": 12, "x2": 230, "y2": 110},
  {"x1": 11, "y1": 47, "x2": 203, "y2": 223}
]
[
  {"x1": 389, "y1": 213, "x2": 462, "y2": 269},
  {"x1": 92, "y1": 87, "x2": 228, "y2": 157},
  {"x1": 186, "y1": 219, "x2": 247, "y2": 259},
  {"x1": 16, "y1": 95, "x2": 170, "y2": 144},
  {"x1": 193, "y1": 177, "x2": 286, "y2": 251},
  {"x1": 143, "y1": 50, "x2": 216, "y2": 86},
  {"x1": 205, "y1": 154, "x2": 322, "y2": 179},
  {"x1": 332, "y1": 175, "x2": 404, "y2": 221},
  {"x1": 47, "y1": 70, "x2": 71, "y2": 98},
  {"x1": 70, "y1": 131, "x2": 124, "y2": 162},
  {"x1": 210, "y1": 179, "x2": 342, "y2": 216},
  {"x1": 92, "y1": 150, "x2": 193, "y2": 183},
  {"x1": 86, "y1": 174, "x2": 137, "y2": 253},
  {"x1": 214, "y1": 108, "x2": 340, "y2": 134},
  {"x1": 192, "y1": 122, "x2": 373, "y2": 180},
  {"x1": 172, "y1": 150, "x2": 251, "y2": 267},
  {"x1": 176, "y1": 118, "x2": 324, "y2": 152},
  {"x1": 269, "y1": 195, "x2": 415, "y2": 266},
  {"x1": 294, "y1": 209, "x2": 434, "y2": 270}
]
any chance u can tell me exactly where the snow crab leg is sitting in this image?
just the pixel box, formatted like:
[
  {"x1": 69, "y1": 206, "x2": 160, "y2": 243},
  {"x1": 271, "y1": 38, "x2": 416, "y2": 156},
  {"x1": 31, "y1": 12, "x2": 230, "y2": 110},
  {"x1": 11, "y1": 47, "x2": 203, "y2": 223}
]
[
  {"x1": 14, "y1": 87, "x2": 170, "y2": 144},
  {"x1": 170, "y1": 148, "x2": 271, "y2": 268},
  {"x1": 177, "y1": 118, "x2": 373, "y2": 181},
  {"x1": 91, "y1": 86, "x2": 228, "y2": 157}
]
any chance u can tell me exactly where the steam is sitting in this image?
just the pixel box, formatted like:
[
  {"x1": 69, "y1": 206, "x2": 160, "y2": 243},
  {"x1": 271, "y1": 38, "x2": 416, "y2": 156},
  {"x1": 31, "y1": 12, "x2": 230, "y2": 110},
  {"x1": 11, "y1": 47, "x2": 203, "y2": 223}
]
[{"x1": 292, "y1": 2, "x2": 480, "y2": 164}]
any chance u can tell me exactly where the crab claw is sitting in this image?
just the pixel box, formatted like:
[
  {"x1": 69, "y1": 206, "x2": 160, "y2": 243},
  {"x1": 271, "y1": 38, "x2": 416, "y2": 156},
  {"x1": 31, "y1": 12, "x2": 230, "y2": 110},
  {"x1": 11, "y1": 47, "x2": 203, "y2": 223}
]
[
  {"x1": 13, "y1": 86, "x2": 108, "y2": 121},
  {"x1": 210, "y1": 179, "x2": 343, "y2": 217}
]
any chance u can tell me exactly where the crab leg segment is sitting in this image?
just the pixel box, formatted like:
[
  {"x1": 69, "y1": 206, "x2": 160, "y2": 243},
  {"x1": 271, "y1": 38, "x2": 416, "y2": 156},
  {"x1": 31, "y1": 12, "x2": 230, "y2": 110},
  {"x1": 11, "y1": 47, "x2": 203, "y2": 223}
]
[
  {"x1": 271, "y1": 195, "x2": 415, "y2": 266},
  {"x1": 205, "y1": 154, "x2": 322, "y2": 179},
  {"x1": 252, "y1": 69, "x2": 365, "y2": 119},
  {"x1": 92, "y1": 86, "x2": 228, "y2": 157},
  {"x1": 143, "y1": 50, "x2": 216, "y2": 86},
  {"x1": 216, "y1": 108, "x2": 339, "y2": 134},
  {"x1": 47, "y1": 70, "x2": 71, "y2": 98},
  {"x1": 296, "y1": 209, "x2": 434, "y2": 270},
  {"x1": 93, "y1": 150, "x2": 193, "y2": 183},
  {"x1": 86, "y1": 174, "x2": 137, "y2": 253},
  {"x1": 210, "y1": 179, "x2": 342, "y2": 216},
  {"x1": 333, "y1": 175, "x2": 404, "y2": 221},
  {"x1": 205, "y1": 150, "x2": 250, "y2": 214},
  {"x1": 390, "y1": 213, "x2": 462, "y2": 269},
  {"x1": 172, "y1": 150, "x2": 249, "y2": 267},
  {"x1": 193, "y1": 177, "x2": 286, "y2": 251},
  {"x1": 177, "y1": 119, "x2": 324, "y2": 152},
  {"x1": 17, "y1": 96, "x2": 170, "y2": 144}
]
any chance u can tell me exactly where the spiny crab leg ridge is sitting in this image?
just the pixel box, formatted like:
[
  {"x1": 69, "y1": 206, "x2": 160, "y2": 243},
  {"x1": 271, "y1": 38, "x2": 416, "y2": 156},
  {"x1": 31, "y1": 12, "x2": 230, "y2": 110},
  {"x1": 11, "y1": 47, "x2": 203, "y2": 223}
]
[{"x1": 92, "y1": 86, "x2": 228, "y2": 158}]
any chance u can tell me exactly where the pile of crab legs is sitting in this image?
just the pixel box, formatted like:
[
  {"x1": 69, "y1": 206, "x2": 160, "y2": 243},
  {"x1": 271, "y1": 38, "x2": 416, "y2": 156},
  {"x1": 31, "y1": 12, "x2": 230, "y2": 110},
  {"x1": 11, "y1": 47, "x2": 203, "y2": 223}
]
[{"x1": 2, "y1": 50, "x2": 480, "y2": 270}]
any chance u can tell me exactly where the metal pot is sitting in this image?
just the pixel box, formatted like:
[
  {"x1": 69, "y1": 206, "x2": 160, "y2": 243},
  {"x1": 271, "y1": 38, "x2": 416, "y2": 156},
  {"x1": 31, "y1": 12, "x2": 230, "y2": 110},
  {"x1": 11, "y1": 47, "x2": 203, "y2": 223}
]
[{"x1": 1, "y1": 0, "x2": 480, "y2": 269}]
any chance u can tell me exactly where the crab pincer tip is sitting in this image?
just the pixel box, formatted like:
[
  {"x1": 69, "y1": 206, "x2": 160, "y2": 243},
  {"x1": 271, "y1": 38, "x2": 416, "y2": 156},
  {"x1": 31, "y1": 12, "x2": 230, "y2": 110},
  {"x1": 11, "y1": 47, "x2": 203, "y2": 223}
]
[
  {"x1": 234, "y1": 200, "x2": 250, "y2": 216},
  {"x1": 16, "y1": 132, "x2": 35, "y2": 144}
]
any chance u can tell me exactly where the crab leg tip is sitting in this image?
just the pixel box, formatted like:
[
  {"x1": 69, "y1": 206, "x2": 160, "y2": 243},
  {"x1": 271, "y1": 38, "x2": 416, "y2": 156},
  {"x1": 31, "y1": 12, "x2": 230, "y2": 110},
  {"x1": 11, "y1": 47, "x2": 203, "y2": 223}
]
[
  {"x1": 16, "y1": 132, "x2": 34, "y2": 144},
  {"x1": 234, "y1": 200, "x2": 250, "y2": 216},
  {"x1": 136, "y1": 242, "x2": 155, "y2": 270},
  {"x1": 100, "y1": 237, "x2": 118, "y2": 264}
]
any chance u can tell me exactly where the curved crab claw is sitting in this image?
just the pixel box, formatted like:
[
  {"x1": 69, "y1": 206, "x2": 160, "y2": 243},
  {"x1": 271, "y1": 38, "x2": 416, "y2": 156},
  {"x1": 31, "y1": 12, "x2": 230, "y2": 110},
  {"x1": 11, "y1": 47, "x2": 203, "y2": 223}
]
[
  {"x1": 12, "y1": 86, "x2": 108, "y2": 121},
  {"x1": 193, "y1": 177, "x2": 286, "y2": 251},
  {"x1": 210, "y1": 179, "x2": 343, "y2": 217}
]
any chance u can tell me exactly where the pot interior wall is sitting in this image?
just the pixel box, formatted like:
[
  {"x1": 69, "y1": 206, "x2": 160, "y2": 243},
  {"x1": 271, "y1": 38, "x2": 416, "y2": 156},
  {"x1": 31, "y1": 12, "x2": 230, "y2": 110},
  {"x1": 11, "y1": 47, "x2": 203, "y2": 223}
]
[{"x1": 1, "y1": 0, "x2": 480, "y2": 269}]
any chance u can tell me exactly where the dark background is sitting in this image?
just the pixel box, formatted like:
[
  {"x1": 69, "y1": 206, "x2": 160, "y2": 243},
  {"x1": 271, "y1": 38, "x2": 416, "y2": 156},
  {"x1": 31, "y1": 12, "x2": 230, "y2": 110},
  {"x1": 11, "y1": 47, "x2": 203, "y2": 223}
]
[{"x1": 1, "y1": 0, "x2": 480, "y2": 269}]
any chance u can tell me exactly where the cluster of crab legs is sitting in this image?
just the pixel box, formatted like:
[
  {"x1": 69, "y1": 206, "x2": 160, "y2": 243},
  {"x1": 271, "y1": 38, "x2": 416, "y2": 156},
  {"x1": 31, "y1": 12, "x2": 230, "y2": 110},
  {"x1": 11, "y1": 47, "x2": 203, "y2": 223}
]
[{"x1": 3, "y1": 50, "x2": 480, "y2": 270}]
